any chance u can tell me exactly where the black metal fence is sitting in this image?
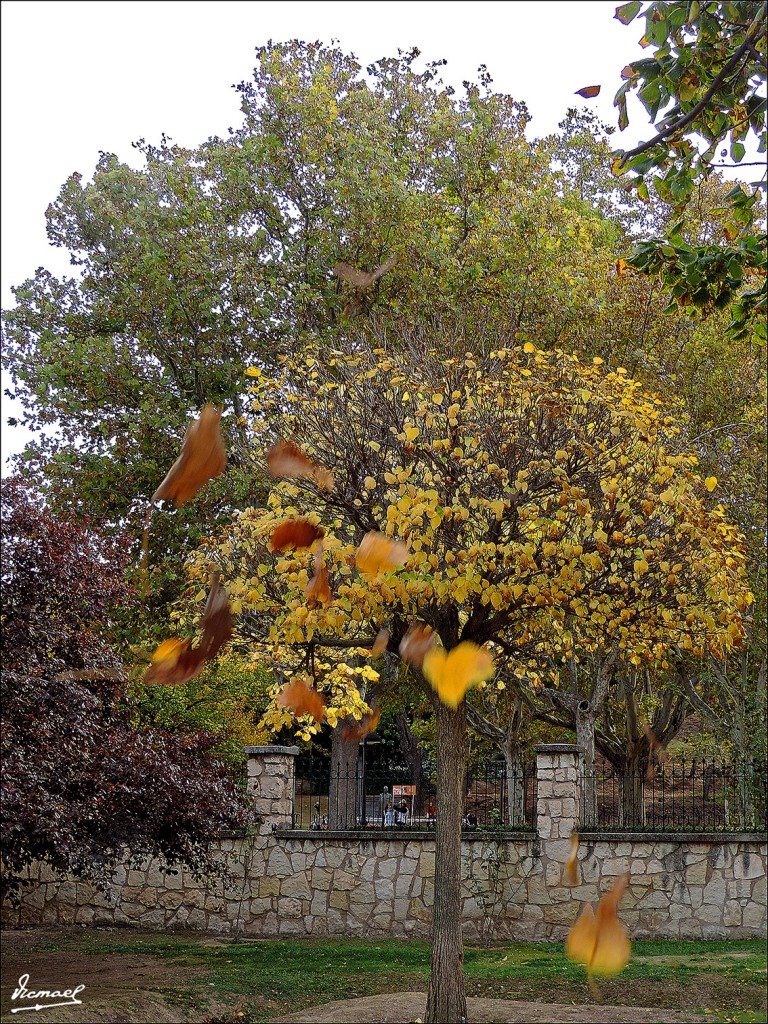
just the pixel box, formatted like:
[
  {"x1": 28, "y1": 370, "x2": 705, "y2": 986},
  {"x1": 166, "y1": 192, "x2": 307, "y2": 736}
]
[
  {"x1": 289, "y1": 756, "x2": 536, "y2": 832},
  {"x1": 288, "y1": 752, "x2": 766, "y2": 834},
  {"x1": 583, "y1": 758, "x2": 767, "y2": 832}
]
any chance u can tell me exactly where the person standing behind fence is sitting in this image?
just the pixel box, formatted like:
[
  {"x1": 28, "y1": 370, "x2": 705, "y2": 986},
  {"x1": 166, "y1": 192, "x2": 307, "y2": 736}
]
[
  {"x1": 396, "y1": 800, "x2": 409, "y2": 826},
  {"x1": 384, "y1": 802, "x2": 394, "y2": 828}
]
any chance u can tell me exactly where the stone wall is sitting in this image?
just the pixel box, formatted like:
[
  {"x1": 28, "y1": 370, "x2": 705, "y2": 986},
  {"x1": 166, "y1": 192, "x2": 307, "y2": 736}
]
[{"x1": 3, "y1": 745, "x2": 766, "y2": 941}]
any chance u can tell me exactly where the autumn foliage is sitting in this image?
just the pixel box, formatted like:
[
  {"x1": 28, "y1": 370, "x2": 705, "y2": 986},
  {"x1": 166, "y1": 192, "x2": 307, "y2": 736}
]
[
  {"x1": 0, "y1": 479, "x2": 250, "y2": 901},
  {"x1": 191, "y1": 331, "x2": 751, "y2": 738}
]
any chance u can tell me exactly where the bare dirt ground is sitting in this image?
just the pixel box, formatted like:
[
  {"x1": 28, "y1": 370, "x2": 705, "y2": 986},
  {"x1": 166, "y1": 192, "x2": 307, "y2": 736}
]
[
  {"x1": 0, "y1": 935, "x2": 208, "y2": 1023},
  {"x1": 269, "y1": 991, "x2": 703, "y2": 1023},
  {"x1": 0, "y1": 929, "x2": 705, "y2": 1024}
]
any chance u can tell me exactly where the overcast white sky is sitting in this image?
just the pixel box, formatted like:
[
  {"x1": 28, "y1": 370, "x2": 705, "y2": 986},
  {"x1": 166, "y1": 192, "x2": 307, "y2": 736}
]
[{"x1": 1, "y1": 0, "x2": 652, "y2": 465}]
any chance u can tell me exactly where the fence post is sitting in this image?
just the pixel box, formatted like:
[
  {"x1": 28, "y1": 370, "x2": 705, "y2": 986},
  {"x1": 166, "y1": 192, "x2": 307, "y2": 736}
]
[
  {"x1": 534, "y1": 743, "x2": 583, "y2": 841},
  {"x1": 244, "y1": 745, "x2": 299, "y2": 832}
]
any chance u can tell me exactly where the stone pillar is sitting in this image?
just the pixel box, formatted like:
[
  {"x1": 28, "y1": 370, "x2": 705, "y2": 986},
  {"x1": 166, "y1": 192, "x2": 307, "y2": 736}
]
[
  {"x1": 534, "y1": 743, "x2": 583, "y2": 841},
  {"x1": 244, "y1": 745, "x2": 299, "y2": 832}
]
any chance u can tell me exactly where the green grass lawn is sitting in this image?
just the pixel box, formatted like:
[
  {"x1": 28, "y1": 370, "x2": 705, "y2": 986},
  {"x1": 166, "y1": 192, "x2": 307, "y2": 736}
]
[{"x1": 33, "y1": 932, "x2": 768, "y2": 1023}]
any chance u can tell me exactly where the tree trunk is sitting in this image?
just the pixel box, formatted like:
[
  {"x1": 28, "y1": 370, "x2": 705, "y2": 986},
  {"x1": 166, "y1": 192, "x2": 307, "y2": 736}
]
[
  {"x1": 502, "y1": 736, "x2": 524, "y2": 827},
  {"x1": 620, "y1": 767, "x2": 645, "y2": 828},
  {"x1": 396, "y1": 711, "x2": 427, "y2": 814},
  {"x1": 328, "y1": 726, "x2": 359, "y2": 829},
  {"x1": 425, "y1": 700, "x2": 467, "y2": 1024},
  {"x1": 575, "y1": 704, "x2": 597, "y2": 828}
]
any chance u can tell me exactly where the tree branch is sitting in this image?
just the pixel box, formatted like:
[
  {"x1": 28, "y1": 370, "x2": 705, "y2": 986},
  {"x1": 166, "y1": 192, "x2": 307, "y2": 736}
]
[{"x1": 616, "y1": 12, "x2": 766, "y2": 168}]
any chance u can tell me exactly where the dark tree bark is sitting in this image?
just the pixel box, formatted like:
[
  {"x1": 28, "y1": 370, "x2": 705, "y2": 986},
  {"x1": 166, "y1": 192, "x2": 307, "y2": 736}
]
[
  {"x1": 425, "y1": 699, "x2": 468, "y2": 1024},
  {"x1": 396, "y1": 710, "x2": 427, "y2": 814},
  {"x1": 328, "y1": 725, "x2": 359, "y2": 829}
]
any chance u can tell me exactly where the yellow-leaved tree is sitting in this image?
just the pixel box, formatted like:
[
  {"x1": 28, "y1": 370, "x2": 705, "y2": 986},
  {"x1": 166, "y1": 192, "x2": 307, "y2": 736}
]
[{"x1": 187, "y1": 322, "x2": 751, "y2": 1023}]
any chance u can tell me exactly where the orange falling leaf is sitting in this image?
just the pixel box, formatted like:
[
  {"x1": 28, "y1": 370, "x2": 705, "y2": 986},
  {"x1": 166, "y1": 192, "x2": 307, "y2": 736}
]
[
  {"x1": 144, "y1": 571, "x2": 232, "y2": 686},
  {"x1": 278, "y1": 677, "x2": 326, "y2": 723},
  {"x1": 643, "y1": 722, "x2": 668, "y2": 780},
  {"x1": 356, "y1": 531, "x2": 409, "y2": 574},
  {"x1": 266, "y1": 439, "x2": 335, "y2": 491},
  {"x1": 422, "y1": 642, "x2": 495, "y2": 709},
  {"x1": 642, "y1": 722, "x2": 668, "y2": 762},
  {"x1": 333, "y1": 259, "x2": 396, "y2": 289},
  {"x1": 398, "y1": 623, "x2": 437, "y2": 668},
  {"x1": 152, "y1": 404, "x2": 226, "y2": 507},
  {"x1": 370, "y1": 627, "x2": 390, "y2": 658},
  {"x1": 566, "y1": 873, "x2": 631, "y2": 989},
  {"x1": 270, "y1": 518, "x2": 325, "y2": 553},
  {"x1": 305, "y1": 544, "x2": 333, "y2": 607},
  {"x1": 341, "y1": 707, "x2": 382, "y2": 742},
  {"x1": 566, "y1": 833, "x2": 580, "y2": 885},
  {"x1": 616, "y1": 257, "x2": 628, "y2": 277},
  {"x1": 575, "y1": 85, "x2": 601, "y2": 98}
]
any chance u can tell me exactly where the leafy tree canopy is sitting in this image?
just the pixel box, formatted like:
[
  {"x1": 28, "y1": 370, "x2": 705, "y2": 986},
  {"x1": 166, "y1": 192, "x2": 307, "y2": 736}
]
[{"x1": 187, "y1": 328, "x2": 752, "y2": 737}]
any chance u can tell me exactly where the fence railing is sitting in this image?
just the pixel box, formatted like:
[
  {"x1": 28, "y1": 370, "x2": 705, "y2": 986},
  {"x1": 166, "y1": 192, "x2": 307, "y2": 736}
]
[
  {"x1": 289, "y1": 757, "x2": 536, "y2": 832},
  {"x1": 287, "y1": 753, "x2": 766, "y2": 834},
  {"x1": 583, "y1": 758, "x2": 767, "y2": 832}
]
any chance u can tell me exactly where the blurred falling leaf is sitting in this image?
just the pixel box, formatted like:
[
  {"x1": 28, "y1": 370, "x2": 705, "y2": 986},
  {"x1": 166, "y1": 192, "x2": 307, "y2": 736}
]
[
  {"x1": 55, "y1": 668, "x2": 126, "y2": 683},
  {"x1": 333, "y1": 259, "x2": 396, "y2": 289},
  {"x1": 616, "y1": 258, "x2": 628, "y2": 277},
  {"x1": 305, "y1": 544, "x2": 333, "y2": 607},
  {"x1": 399, "y1": 623, "x2": 437, "y2": 668},
  {"x1": 370, "y1": 627, "x2": 390, "y2": 657},
  {"x1": 279, "y1": 677, "x2": 326, "y2": 722},
  {"x1": 566, "y1": 833, "x2": 580, "y2": 885},
  {"x1": 566, "y1": 872, "x2": 631, "y2": 991},
  {"x1": 266, "y1": 439, "x2": 335, "y2": 491},
  {"x1": 643, "y1": 722, "x2": 669, "y2": 780},
  {"x1": 621, "y1": 64, "x2": 636, "y2": 79},
  {"x1": 152, "y1": 404, "x2": 226, "y2": 507},
  {"x1": 422, "y1": 641, "x2": 495, "y2": 709},
  {"x1": 356, "y1": 531, "x2": 409, "y2": 574},
  {"x1": 144, "y1": 571, "x2": 232, "y2": 685},
  {"x1": 341, "y1": 707, "x2": 381, "y2": 742},
  {"x1": 575, "y1": 85, "x2": 601, "y2": 98},
  {"x1": 705, "y1": 476, "x2": 717, "y2": 492},
  {"x1": 270, "y1": 518, "x2": 325, "y2": 553}
]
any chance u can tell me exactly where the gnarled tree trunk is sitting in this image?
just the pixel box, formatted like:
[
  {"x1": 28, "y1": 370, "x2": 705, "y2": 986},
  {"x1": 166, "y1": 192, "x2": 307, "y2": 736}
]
[{"x1": 425, "y1": 699, "x2": 467, "y2": 1024}]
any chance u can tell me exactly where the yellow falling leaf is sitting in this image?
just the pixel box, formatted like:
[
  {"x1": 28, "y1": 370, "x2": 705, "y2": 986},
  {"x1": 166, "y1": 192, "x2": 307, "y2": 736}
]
[
  {"x1": 566, "y1": 873, "x2": 631, "y2": 984},
  {"x1": 705, "y1": 476, "x2": 717, "y2": 492},
  {"x1": 356, "y1": 531, "x2": 409, "y2": 575},
  {"x1": 523, "y1": 342, "x2": 536, "y2": 354},
  {"x1": 566, "y1": 833, "x2": 580, "y2": 885},
  {"x1": 422, "y1": 642, "x2": 495, "y2": 709}
]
